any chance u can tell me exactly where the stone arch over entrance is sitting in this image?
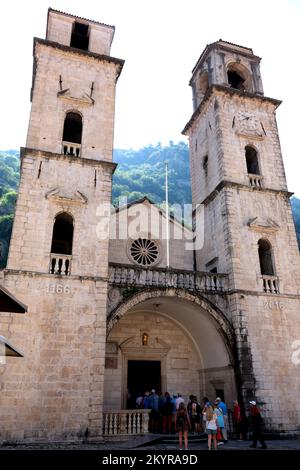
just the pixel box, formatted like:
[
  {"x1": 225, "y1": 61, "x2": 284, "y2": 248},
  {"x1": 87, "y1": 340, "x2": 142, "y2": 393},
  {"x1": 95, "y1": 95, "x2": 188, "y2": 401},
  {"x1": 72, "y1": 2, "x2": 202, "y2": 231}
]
[
  {"x1": 104, "y1": 289, "x2": 237, "y2": 411},
  {"x1": 107, "y1": 288, "x2": 234, "y2": 348}
]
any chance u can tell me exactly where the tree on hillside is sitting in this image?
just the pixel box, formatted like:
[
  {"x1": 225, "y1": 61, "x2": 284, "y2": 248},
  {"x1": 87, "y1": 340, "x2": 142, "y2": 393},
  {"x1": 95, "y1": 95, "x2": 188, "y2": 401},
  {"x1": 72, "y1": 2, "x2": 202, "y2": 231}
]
[
  {"x1": 0, "y1": 214, "x2": 13, "y2": 268},
  {"x1": 0, "y1": 145, "x2": 299, "y2": 268},
  {"x1": 291, "y1": 197, "x2": 300, "y2": 249},
  {"x1": 0, "y1": 191, "x2": 17, "y2": 216}
]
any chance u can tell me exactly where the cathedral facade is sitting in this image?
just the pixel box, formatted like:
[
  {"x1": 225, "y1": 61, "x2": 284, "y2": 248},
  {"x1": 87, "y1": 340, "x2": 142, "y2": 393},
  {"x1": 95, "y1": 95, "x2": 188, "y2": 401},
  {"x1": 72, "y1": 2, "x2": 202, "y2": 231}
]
[{"x1": 0, "y1": 9, "x2": 299, "y2": 441}]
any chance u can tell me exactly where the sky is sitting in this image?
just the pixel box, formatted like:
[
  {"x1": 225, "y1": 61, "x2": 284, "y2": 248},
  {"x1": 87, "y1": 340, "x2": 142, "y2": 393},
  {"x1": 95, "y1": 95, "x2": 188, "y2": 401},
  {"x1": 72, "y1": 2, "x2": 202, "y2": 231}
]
[{"x1": 1, "y1": 0, "x2": 299, "y2": 196}]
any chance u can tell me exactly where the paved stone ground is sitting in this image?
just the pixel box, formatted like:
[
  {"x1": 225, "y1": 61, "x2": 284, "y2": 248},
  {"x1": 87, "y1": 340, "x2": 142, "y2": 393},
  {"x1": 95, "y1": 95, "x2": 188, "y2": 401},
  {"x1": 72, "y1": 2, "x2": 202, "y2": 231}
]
[
  {"x1": 138, "y1": 439, "x2": 300, "y2": 451},
  {"x1": 1, "y1": 437, "x2": 300, "y2": 451}
]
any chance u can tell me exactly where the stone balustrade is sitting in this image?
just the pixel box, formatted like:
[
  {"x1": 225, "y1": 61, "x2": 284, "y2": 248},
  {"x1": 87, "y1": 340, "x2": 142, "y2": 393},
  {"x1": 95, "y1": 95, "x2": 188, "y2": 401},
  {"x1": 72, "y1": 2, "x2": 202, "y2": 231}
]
[
  {"x1": 103, "y1": 409, "x2": 150, "y2": 436},
  {"x1": 248, "y1": 173, "x2": 263, "y2": 188},
  {"x1": 49, "y1": 254, "x2": 72, "y2": 276},
  {"x1": 62, "y1": 141, "x2": 81, "y2": 157},
  {"x1": 262, "y1": 275, "x2": 279, "y2": 294},
  {"x1": 109, "y1": 263, "x2": 228, "y2": 293}
]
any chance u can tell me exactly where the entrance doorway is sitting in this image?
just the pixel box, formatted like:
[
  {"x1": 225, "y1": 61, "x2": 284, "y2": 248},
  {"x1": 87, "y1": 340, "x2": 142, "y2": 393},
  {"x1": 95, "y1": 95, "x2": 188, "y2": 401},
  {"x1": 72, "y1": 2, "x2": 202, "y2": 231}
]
[{"x1": 127, "y1": 360, "x2": 161, "y2": 408}]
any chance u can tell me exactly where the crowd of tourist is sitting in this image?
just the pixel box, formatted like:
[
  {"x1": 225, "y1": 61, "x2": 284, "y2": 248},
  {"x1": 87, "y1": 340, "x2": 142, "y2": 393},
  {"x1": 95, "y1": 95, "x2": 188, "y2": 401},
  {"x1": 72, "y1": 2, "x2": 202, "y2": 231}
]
[{"x1": 131, "y1": 390, "x2": 267, "y2": 450}]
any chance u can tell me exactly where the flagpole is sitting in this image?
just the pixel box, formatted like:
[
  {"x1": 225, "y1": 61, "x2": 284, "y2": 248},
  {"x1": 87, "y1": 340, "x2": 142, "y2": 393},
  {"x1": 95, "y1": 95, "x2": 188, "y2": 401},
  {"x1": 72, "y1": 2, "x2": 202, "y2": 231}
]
[{"x1": 165, "y1": 161, "x2": 170, "y2": 268}]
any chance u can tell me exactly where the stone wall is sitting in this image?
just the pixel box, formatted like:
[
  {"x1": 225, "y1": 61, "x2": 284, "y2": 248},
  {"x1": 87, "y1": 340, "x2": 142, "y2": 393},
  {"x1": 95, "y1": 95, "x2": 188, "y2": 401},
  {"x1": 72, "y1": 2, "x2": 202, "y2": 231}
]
[
  {"x1": 188, "y1": 90, "x2": 288, "y2": 205},
  {"x1": 201, "y1": 366, "x2": 236, "y2": 406},
  {"x1": 190, "y1": 42, "x2": 264, "y2": 109},
  {"x1": 186, "y1": 78, "x2": 300, "y2": 434},
  {"x1": 0, "y1": 271, "x2": 108, "y2": 441},
  {"x1": 194, "y1": 193, "x2": 229, "y2": 274},
  {"x1": 7, "y1": 150, "x2": 114, "y2": 278},
  {"x1": 108, "y1": 200, "x2": 194, "y2": 270},
  {"x1": 0, "y1": 8, "x2": 121, "y2": 441},
  {"x1": 224, "y1": 188, "x2": 300, "y2": 294},
  {"x1": 217, "y1": 91, "x2": 287, "y2": 192},
  {"x1": 243, "y1": 294, "x2": 300, "y2": 432},
  {"x1": 104, "y1": 289, "x2": 237, "y2": 412},
  {"x1": 46, "y1": 10, "x2": 115, "y2": 56},
  {"x1": 27, "y1": 42, "x2": 121, "y2": 161},
  {"x1": 46, "y1": 12, "x2": 73, "y2": 47},
  {"x1": 104, "y1": 310, "x2": 202, "y2": 410}
]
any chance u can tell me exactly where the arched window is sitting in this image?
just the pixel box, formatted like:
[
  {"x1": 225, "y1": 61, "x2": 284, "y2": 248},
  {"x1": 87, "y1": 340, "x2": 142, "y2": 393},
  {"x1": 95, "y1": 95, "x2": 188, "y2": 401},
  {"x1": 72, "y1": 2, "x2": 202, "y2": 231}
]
[
  {"x1": 51, "y1": 213, "x2": 74, "y2": 255},
  {"x1": 62, "y1": 112, "x2": 82, "y2": 156},
  {"x1": 258, "y1": 239, "x2": 274, "y2": 276},
  {"x1": 245, "y1": 146, "x2": 260, "y2": 175},
  {"x1": 227, "y1": 63, "x2": 252, "y2": 92},
  {"x1": 63, "y1": 112, "x2": 82, "y2": 144}
]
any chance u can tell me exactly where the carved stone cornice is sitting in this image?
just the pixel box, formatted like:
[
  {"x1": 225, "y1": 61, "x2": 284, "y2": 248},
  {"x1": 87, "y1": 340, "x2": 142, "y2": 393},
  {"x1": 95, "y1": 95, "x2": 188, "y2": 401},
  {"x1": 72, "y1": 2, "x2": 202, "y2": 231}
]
[
  {"x1": 247, "y1": 216, "x2": 280, "y2": 233},
  {"x1": 45, "y1": 188, "x2": 88, "y2": 205},
  {"x1": 20, "y1": 147, "x2": 117, "y2": 173},
  {"x1": 120, "y1": 335, "x2": 170, "y2": 358},
  {"x1": 57, "y1": 89, "x2": 95, "y2": 106},
  {"x1": 182, "y1": 85, "x2": 281, "y2": 135}
]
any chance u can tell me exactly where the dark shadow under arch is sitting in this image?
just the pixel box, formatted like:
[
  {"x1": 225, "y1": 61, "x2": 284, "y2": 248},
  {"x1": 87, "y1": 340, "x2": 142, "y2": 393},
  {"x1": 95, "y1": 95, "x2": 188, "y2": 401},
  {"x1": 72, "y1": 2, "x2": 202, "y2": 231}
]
[{"x1": 107, "y1": 288, "x2": 235, "y2": 358}]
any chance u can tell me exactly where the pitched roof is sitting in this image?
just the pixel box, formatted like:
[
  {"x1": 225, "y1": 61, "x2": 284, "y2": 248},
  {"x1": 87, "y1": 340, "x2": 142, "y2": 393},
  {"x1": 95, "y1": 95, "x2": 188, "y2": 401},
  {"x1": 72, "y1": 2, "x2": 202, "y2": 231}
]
[
  {"x1": 191, "y1": 39, "x2": 260, "y2": 79},
  {"x1": 113, "y1": 196, "x2": 192, "y2": 232},
  {"x1": 0, "y1": 285, "x2": 27, "y2": 314},
  {"x1": 114, "y1": 196, "x2": 154, "y2": 212},
  {"x1": 0, "y1": 335, "x2": 23, "y2": 357}
]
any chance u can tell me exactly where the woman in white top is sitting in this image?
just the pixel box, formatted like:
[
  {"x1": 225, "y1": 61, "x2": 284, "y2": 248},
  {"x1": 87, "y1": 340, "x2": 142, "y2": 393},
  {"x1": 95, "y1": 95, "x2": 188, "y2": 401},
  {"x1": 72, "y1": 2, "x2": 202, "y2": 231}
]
[{"x1": 203, "y1": 405, "x2": 218, "y2": 450}]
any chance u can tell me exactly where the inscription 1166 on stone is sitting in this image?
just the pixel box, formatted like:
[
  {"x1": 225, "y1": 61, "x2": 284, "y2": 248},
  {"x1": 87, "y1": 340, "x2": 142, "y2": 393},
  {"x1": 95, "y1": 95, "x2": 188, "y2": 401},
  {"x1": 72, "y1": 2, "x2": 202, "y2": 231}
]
[{"x1": 46, "y1": 284, "x2": 72, "y2": 294}]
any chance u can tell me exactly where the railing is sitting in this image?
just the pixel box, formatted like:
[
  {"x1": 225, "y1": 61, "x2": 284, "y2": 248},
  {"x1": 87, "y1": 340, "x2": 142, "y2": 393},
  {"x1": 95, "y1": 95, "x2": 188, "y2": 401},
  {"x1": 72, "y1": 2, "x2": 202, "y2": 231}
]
[
  {"x1": 62, "y1": 141, "x2": 81, "y2": 157},
  {"x1": 262, "y1": 275, "x2": 279, "y2": 294},
  {"x1": 109, "y1": 263, "x2": 228, "y2": 293},
  {"x1": 49, "y1": 254, "x2": 72, "y2": 276},
  {"x1": 103, "y1": 410, "x2": 150, "y2": 436},
  {"x1": 248, "y1": 173, "x2": 263, "y2": 188}
]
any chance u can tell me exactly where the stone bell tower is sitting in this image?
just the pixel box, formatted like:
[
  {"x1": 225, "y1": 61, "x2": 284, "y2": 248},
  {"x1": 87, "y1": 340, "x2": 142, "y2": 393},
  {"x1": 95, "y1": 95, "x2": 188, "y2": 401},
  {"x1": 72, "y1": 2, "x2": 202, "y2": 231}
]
[
  {"x1": 1, "y1": 9, "x2": 123, "y2": 441},
  {"x1": 183, "y1": 40, "x2": 300, "y2": 432},
  {"x1": 8, "y1": 8, "x2": 124, "y2": 276}
]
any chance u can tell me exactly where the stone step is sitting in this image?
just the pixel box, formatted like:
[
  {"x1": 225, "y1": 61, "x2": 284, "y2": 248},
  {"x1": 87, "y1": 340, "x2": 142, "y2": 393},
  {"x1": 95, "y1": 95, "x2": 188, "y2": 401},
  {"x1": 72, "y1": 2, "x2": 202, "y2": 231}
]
[
  {"x1": 116, "y1": 434, "x2": 163, "y2": 449},
  {"x1": 159, "y1": 433, "x2": 207, "y2": 443},
  {"x1": 115, "y1": 433, "x2": 207, "y2": 449}
]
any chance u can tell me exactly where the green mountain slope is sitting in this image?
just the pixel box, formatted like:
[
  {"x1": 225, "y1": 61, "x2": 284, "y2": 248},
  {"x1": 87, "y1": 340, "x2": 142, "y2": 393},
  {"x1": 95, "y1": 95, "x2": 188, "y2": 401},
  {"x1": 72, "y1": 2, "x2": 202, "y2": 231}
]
[
  {"x1": 0, "y1": 145, "x2": 299, "y2": 268},
  {"x1": 291, "y1": 196, "x2": 300, "y2": 248},
  {"x1": 112, "y1": 142, "x2": 191, "y2": 206},
  {"x1": 0, "y1": 150, "x2": 19, "y2": 267}
]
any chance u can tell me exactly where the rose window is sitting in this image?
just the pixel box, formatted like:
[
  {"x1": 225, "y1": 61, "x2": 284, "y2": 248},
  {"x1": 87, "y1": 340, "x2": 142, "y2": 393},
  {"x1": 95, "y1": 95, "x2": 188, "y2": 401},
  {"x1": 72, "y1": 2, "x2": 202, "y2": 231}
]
[{"x1": 129, "y1": 238, "x2": 159, "y2": 266}]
